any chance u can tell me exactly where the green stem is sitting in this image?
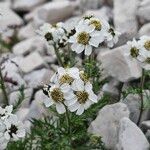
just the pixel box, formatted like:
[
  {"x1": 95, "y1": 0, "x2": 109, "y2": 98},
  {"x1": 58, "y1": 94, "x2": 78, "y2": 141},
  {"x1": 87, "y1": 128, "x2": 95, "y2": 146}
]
[
  {"x1": 0, "y1": 68, "x2": 9, "y2": 105},
  {"x1": 54, "y1": 44, "x2": 64, "y2": 67},
  {"x1": 65, "y1": 105, "x2": 71, "y2": 134},
  {"x1": 137, "y1": 69, "x2": 145, "y2": 125}
]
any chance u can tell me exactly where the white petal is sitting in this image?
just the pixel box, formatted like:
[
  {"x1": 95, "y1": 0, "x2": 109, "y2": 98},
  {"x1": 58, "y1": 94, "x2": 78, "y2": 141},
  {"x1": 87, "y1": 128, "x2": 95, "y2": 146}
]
[
  {"x1": 76, "y1": 105, "x2": 84, "y2": 115},
  {"x1": 65, "y1": 97, "x2": 77, "y2": 106},
  {"x1": 60, "y1": 83, "x2": 71, "y2": 93},
  {"x1": 4, "y1": 132, "x2": 10, "y2": 140},
  {"x1": 85, "y1": 82, "x2": 92, "y2": 92},
  {"x1": 56, "y1": 103, "x2": 66, "y2": 114},
  {"x1": 69, "y1": 36, "x2": 76, "y2": 43},
  {"x1": 17, "y1": 129, "x2": 25, "y2": 138},
  {"x1": 84, "y1": 45, "x2": 92, "y2": 56},
  {"x1": 64, "y1": 92, "x2": 76, "y2": 100},
  {"x1": 44, "y1": 98, "x2": 54, "y2": 107},
  {"x1": 71, "y1": 79, "x2": 84, "y2": 91},
  {"x1": 75, "y1": 44, "x2": 84, "y2": 54},
  {"x1": 68, "y1": 102, "x2": 80, "y2": 112},
  {"x1": 89, "y1": 92, "x2": 98, "y2": 103},
  {"x1": 89, "y1": 37, "x2": 101, "y2": 47},
  {"x1": 68, "y1": 67, "x2": 80, "y2": 79},
  {"x1": 84, "y1": 100, "x2": 92, "y2": 109},
  {"x1": 58, "y1": 67, "x2": 66, "y2": 76}
]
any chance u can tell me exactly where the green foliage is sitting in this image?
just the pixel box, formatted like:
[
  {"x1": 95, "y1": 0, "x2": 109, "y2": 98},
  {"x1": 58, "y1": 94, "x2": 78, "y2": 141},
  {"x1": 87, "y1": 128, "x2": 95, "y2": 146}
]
[{"x1": 7, "y1": 95, "x2": 110, "y2": 150}]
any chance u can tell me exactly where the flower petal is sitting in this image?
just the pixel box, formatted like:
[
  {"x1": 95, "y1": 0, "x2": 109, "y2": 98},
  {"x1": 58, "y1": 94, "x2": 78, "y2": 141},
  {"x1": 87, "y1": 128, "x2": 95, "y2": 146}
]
[
  {"x1": 84, "y1": 45, "x2": 92, "y2": 56},
  {"x1": 76, "y1": 105, "x2": 84, "y2": 115},
  {"x1": 44, "y1": 98, "x2": 54, "y2": 107},
  {"x1": 56, "y1": 103, "x2": 66, "y2": 114},
  {"x1": 89, "y1": 92, "x2": 98, "y2": 103},
  {"x1": 68, "y1": 102, "x2": 80, "y2": 112},
  {"x1": 71, "y1": 79, "x2": 84, "y2": 91}
]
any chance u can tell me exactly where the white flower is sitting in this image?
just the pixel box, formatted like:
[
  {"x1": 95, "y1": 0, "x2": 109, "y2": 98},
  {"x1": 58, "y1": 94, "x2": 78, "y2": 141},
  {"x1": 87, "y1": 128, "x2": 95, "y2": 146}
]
[
  {"x1": 39, "y1": 22, "x2": 67, "y2": 47},
  {"x1": 50, "y1": 67, "x2": 80, "y2": 85},
  {"x1": 105, "y1": 27, "x2": 120, "y2": 48},
  {"x1": 43, "y1": 83, "x2": 75, "y2": 114},
  {"x1": 0, "y1": 105, "x2": 13, "y2": 120},
  {"x1": 126, "y1": 39, "x2": 141, "y2": 59},
  {"x1": 68, "y1": 79, "x2": 98, "y2": 115},
  {"x1": 69, "y1": 20, "x2": 103, "y2": 56},
  {"x1": 139, "y1": 35, "x2": 150, "y2": 53},
  {"x1": 4, "y1": 115, "x2": 25, "y2": 141}
]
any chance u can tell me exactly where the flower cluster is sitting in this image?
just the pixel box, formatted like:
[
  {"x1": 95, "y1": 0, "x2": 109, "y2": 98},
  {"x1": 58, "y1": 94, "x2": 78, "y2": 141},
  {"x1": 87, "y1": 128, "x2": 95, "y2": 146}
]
[
  {"x1": 69, "y1": 15, "x2": 120, "y2": 55},
  {"x1": 127, "y1": 35, "x2": 150, "y2": 70},
  {"x1": 43, "y1": 67, "x2": 98, "y2": 115},
  {"x1": 39, "y1": 15, "x2": 120, "y2": 56},
  {"x1": 0, "y1": 105, "x2": 25, "y2": 149}
]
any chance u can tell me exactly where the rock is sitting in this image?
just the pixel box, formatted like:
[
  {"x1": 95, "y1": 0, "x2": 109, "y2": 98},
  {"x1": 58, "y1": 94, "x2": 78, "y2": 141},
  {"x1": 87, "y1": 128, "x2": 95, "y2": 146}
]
[
  {"x1": 114, "y1": 0, "x2": 139, "y2": 44},
  {"x1": 84, "y1": 6, "x2": 113, "y2": 22},
  {"x1": 102, "y1": 79, "x2": 120, "y2": 96},
  {"x1": 116, "y1": 117, "x2": 150, "y2": 150},
  {"x1": 0, "y1": 3, "x2": 23, "y2": 29},
  {"x1": 138, "y1": 23, "x2": 150, "y2": 36},
  {"x1": 24, "y1": 69, "x2": 53, "y2": 88},
  {"x1": 13, "y1": 0, "x2": 47, "y2": 12},
  {"x1": 32, "y1": 1, "x2": 75, "y2": 27},
  {"x1": 19, "y1": 52, "x2": 45, "y2": 73},
  {"x1": 9, "y1": 88, "x2": 33, "y2": 108},
  {"x1": 12, "y1": 36, "x2": 46, "y2": 56},
  {"x1": 100, "y1": 45, "x2": 142, "y2": 82},
  {"x1": 79, "y1": 0, "x2": 104, "y2": 10},
  {"x1": 17, "y1": 23, "x2": 36, "y2": 40},
  {"x1": 141, "y1": 121, "x2": 150, "y2": 131},
  {"x1": 1, "y1": 58, "x2": 26, "y2": 91},
  {"x1": 137, "y1": 0, "x2": 150, "y2": 22},
  {"x1": 122, "y1": 91, "x2": 150, "y2": 124},
  {"x1": 88, "y1": 103, "x2": 129, "y2": 149},
  {"x1": 16, "y1": 108, "x2": 29, "y2": 121}
]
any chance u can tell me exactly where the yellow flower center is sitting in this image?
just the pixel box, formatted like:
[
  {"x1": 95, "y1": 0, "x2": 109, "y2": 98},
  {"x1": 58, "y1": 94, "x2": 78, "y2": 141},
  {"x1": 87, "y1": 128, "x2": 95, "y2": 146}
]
[
  {"x1": 80, "y1": 72, "x2": 89, "y2": 83},
  {"x1": 90, "y1": 20, "x2": 101, "y2": 31},
  {"x1": 145, "y1": 57, "x2": 150, "y2": 64},
  {"x1": 50, "y1": 88, "x2": 64, "y2": 102},
  {"x1": 75, "y1": 91, "x2": 89, "y2": 104},
  {"x1": 77, "y1": 32, "x2": 90, "y2": 45},
  {"x1": 144, "y1": 41, "x2": 150, "y2": 51},
  {"x1": 130, "y1": 47, "x2": 139, "y2": 58},
  {"x1": 59, "y1": 74, "x2": 74, "y2": 85}
]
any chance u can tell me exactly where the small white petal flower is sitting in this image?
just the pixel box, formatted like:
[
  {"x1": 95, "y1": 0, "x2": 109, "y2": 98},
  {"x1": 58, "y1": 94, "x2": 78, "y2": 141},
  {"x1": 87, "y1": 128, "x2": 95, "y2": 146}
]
[{"x1": 68, "y1": 79, "x2": 98, "y2": 115}]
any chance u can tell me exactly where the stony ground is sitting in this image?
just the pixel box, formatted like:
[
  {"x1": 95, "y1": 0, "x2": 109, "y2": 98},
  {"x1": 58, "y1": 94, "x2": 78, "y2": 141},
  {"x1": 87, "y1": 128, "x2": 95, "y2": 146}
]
[{"x1": 0, "y1": 0, "x2": 150, "y2": 149}]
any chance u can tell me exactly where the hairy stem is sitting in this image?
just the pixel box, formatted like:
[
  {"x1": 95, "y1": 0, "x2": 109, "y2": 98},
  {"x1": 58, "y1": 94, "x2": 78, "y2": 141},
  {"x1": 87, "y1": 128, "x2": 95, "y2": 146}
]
[
  {"x1": 137, "y1": 69, "x2": 145, "y2": 125},
  {"x1": 0, "y1": 68, "x2": 9, "y2": 105},
  {"x1": 54, "y1": 44, "x2": 64, "y2": 67}
]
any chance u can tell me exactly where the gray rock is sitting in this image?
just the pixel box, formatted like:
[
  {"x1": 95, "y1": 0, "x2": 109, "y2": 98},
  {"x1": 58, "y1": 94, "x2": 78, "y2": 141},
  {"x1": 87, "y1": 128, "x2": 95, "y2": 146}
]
[
  {"x1": 116, "y1": 117, "x2": 150, "y2": 150},
  {"x1": 100, "y1": 45, "x2": 142, "y2": 82},
  {"x1": 9, "y1": 88, "x2": 33, "y2": 108},
  {"x1": 17, "y1": 23, "x2": 36, "y2": 40},
  {"x1": 137, "y1": 0, "x2": 150, "y2": 22},
  {"x1": 138, "y1": 23, "x2": 150, "y2": 37},
  {"x1": 141, "y1": 121, "x2": 150, "y2": 131},
  {"x1": 122, "y1": 91, "x2": 150, "y2": 124},
  {"x1": 16, "y1": 108, "x2": 29, "y2": 122},
  {"x1": 19, "y1": 52, "x2": 45, "y2": 73},
  {"x1": 88, "y1": 103, "x2": 129, "y2": 149},
  {"x1": 114, "y1": 0, "x2": 139, "y2": 44},
  {"x1": 12, "y1": 36, "x2": 46, "y2": 56},
  {"x1": 32, "y1": 1, "x2": 76, "y2": 27},
  {"x1": 102, "y1": 79, "x2": 120, "y2": 96},
  {"x1": 24, "y1": 69, "x2": 53, "y2": 88},
  {"x1": 0, "y1": 3, "x2": 23, "y2": 29},
  {"x1": 13, "y1": 0, "x2": 46, "y2": 12}
]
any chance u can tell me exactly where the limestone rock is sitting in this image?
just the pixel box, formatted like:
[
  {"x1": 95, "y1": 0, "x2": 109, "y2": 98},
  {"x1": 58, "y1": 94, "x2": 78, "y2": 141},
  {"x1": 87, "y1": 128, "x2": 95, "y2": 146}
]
[
  {"x1": 9, "y1": 88, "x2": 33, "y2": 108},
  {"x1": 0, "y1": 3, "x2": 23, "y2": 29},
  {"x1": 137, "y1": 0, "x2": 150, "y2": 22},
  {"x1": 88, "y1": 103, "x2": 129, "y2": 149},
  {"x1": 122, "y1": 91, "x2": 150, "y2": 124},
  {"x1": 24, "y1": 69, "x2": 53, "y2": 88},
  {"x1": 19, "y1": 52, "x2": 45, "y2": 73},
  {"x1": 116, "y1": 117, "x2": 150, "y2": 150},
  {"x1": 138, "y1": 23, "x2": 150, "y2": 37},
  {"x1": 114, "y1": 0, "x2": 139, "y2": 44},
  {"x1": 100, "y1": 45, "x2": 142, "y2": 82},
  {"x1": 13, "y1": 0, "x2": 47, "y2": 12},
  {"x1": 12, "y1": 36, "x2": 46, "y2": 56}
]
